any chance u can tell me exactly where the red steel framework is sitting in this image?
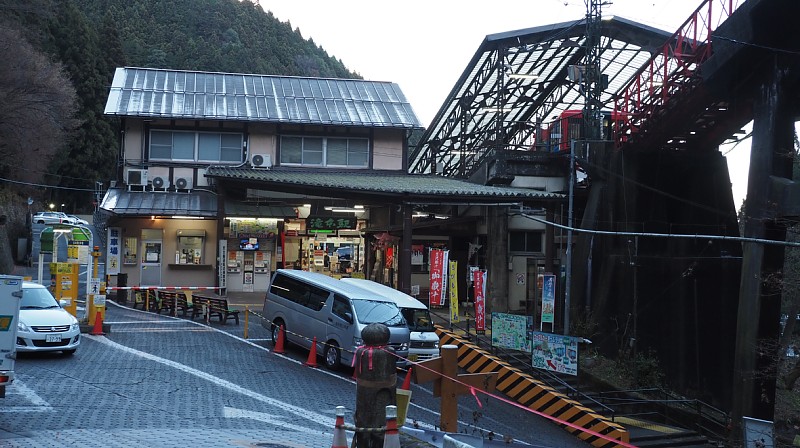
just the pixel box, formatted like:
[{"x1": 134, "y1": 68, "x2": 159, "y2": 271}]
[{"x1": 614, "y1": 0, "x2": 741, "y2": 148}]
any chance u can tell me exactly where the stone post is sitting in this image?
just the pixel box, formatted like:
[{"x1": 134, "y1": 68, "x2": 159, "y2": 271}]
[{"x1": 354, "y1": 323, "x2": 397, "y2": 447}]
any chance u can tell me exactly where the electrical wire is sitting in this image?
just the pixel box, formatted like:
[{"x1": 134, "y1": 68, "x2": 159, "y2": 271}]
[
  {"x1": 0, "y1": 176, "x2": 97, "y2": 192},
  {"x1": 512, "y1": 211, "x2": 800, "y2": 247}
]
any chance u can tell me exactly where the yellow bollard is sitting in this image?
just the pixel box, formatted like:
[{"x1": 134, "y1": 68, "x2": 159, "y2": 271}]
[{"x1": 244, "y1": 306, "x2": 249, "y2": 339}]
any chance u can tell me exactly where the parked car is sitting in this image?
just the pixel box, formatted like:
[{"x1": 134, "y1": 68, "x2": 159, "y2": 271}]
[
  {"x1": 16, "y1": 282, "x2": 80, "y2": 355},
  {"x1": 68, "y1": 215, "x2": 89, "y2": 226},
  {"x1": 32, "y1": 211, "x2": 76, "y2": 225}
]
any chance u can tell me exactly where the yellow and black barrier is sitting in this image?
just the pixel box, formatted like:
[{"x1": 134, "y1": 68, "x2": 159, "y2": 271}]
[{"x1": 435, "y1": 327, "x2": 630, "y2": 448}]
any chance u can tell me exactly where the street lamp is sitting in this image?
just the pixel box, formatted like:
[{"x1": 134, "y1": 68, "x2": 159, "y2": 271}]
[
  {"x1": 60, "y1": 203, "x2": 65, "y2": 212},
  {"x1": 49, "y1": 203, "x2": 55, "y2": 211}
]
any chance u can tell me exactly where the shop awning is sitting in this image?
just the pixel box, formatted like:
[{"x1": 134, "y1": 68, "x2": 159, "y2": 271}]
[
  {"x1": 99, "y1": 188, "x2": 217, "y2": 218},
  {"x1": 224, "y1": 200, "x2": 297, "y2": 218}
]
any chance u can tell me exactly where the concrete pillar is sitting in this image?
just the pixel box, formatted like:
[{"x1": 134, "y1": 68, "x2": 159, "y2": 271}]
[
  {"x1": 487, "y1": 206, "x2": 509, "y2": 313},
  {"x1": 731, "y1": 57, "x2": 794, "y2": 433}
]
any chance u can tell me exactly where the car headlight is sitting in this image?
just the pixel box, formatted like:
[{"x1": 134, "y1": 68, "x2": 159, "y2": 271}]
[
  {"x1": 353, "y1": 337, "x2": 363, "y2": 347},
  {"x1": 399, "y1": 342, "x2": 409, "y2": 351},
  {"x1": 17, "y1": 322, "x2": 30, "y2": 332},
  {"x1": 70, "y1": 323, "x2": 80, "y2": 331}
]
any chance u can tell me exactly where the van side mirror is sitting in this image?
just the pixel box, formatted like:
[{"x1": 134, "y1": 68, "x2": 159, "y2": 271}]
[{"x1": 344, "y1": 312, "x2": 353, "y2": 324}]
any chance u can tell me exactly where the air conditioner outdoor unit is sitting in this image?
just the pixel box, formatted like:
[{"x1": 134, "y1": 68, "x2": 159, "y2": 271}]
[
  {"x1": 127, "y1": 169, "x2": 148, "y2": 186},
  {"x1": 251, "y1": 153, "x2": 272, "y2": 168},
  {"x1": 151, "y1": 176, "x2": 169, "y2": 190},
  {"x1": 174, "y1": 177, "x2": 192, "y2": 190}
]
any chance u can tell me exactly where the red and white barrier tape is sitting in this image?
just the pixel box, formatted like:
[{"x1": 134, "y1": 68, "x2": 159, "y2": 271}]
[{"x1": 107, "y1": 286, "x2": 223, "y2": 291}]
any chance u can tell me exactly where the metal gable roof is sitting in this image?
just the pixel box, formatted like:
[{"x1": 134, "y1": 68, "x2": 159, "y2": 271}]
[
  {"x1": 99, "y1": 189, "x2": 218, "y2": 217},
  {"x1": 204, "y1": 167, "x2": 563, "y2": 201},
  {"x1": 409, "y1": 16, "x2": 674, "y2": 177},
  {"x1": 104, "y1": 67, "x2": 423, "y2": 129}
]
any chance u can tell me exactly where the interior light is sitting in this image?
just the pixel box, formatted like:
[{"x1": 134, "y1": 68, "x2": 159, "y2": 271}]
[
  {"x1": 303, "y1": 204, "x2": 312, "y2": 208},
  {"x1": 171, "y1": 215, "x2": 202, "y2": 219}
]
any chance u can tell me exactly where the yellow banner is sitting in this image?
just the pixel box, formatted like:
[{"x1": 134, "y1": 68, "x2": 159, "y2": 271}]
[{"x1": 449, "y1": 260, "x2": 459, "y2": 322}]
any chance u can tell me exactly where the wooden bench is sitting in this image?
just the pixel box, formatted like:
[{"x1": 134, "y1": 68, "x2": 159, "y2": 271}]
[
  {"x1": 191, "y1": 295, "x2": 239, "y2": 325},
  {"x1": 156, "y1": 291, "x2": 191, "y2": 317},
  {"x1": 133, "y1": 290, "x2": 158, "y2": 312}
]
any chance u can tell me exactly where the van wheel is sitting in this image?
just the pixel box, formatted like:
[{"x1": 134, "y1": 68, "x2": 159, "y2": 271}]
[
  {"x1": 271, "y1": 320, "x2": 287, "y2": 348},
  {"x1": 323, "y1": 342, "x2": 341, "y2": 370}
]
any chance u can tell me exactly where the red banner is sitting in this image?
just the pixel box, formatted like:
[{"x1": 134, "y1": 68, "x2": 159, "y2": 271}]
[
  {"x1": 429, "y1": 249, "x2": 446, "y2": 306},
  {"x1": 473, "y1": 270, "x2": 486, "y2": 332}
]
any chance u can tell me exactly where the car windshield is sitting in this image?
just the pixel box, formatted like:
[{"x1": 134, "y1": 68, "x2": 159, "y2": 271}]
[
  {"x1": 401, "y1": 308, "x2": 435, "y2": 332},
  {"x1": 351, "y1": 299, "x2": 406, "y2": 326},
  {"x1": 20, "y1": 287, "x2": 60, "y2": 309}
]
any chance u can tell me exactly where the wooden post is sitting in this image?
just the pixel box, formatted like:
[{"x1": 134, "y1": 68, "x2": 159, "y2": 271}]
[{"x1": 412, "y1": 344, "x2": 496, "y2": 432}]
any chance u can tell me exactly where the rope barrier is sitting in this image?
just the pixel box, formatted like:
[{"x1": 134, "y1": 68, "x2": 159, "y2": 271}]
[
  {"x1": 108, "y1": 286, "x2": 223, "y2": 290},
  {"x1": 118, "y1": 301, "x2": 634, "y2": 447}
]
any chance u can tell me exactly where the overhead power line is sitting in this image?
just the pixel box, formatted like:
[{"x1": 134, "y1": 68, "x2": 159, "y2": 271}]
[{"x1": 513, "y1": 212, "x2": 800, "y2": 248}]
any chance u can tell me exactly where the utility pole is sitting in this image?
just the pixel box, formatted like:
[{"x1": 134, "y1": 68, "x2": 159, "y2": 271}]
[{"x1": 565, "y1": 0, "x2": 605, "y2": 335}]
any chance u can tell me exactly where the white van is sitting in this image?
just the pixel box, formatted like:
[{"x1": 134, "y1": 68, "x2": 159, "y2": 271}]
[
  {"x1": 261, "y1": 270, "x2": 410, "y2": 370},
  {"x1": 341, "y1": 278, "x2": 439, "y2": 363}
]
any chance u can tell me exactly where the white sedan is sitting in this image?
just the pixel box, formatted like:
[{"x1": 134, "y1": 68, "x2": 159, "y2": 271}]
[{"x1": 16, "y1": 282, "x2": 80, "y2": 355}]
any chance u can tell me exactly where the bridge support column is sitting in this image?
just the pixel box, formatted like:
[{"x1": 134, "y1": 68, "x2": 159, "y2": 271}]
[{"x1": 731, "y1": 56, "x2": 795, "y2": 435}]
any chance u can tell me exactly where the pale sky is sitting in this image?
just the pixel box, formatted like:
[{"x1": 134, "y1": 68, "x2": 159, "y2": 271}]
[{"x1": 259, "y1": 0, "x2": 751, "y2": 208}]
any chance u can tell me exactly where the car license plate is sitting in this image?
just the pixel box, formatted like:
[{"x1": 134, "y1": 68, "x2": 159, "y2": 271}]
[
  {"x1": 46, "y1": 334, "x2": 62, "y2": 343},
  {"x1": 408, "y1": 354, "x2": 418, "y2": 362}
]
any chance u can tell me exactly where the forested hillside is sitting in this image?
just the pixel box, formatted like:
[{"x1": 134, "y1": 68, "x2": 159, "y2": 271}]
[{"x1": 0, "y1": 0, "x2": 360, "y2": 214}]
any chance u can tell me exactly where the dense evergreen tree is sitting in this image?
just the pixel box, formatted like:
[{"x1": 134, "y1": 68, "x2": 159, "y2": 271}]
[{"x1": 0, "y1": 0, "x2": 360, "y2": 212}]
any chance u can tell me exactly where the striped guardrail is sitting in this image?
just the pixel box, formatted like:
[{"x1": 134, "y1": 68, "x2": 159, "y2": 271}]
[{"x1": 435, "y1": 327, "x2": 630, "y2": 448}]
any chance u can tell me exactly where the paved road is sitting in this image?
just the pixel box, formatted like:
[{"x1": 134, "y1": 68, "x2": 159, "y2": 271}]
[{"x1": 0, "y1": 292, "x2": 589, "y2": 447}]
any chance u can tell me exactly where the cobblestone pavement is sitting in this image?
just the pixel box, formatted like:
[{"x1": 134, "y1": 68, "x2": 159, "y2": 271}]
[{"x1": 1, "y1": 268, "x2": 588, "y2": 447}]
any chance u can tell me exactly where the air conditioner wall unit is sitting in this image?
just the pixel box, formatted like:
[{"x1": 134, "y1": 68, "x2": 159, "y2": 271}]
[
  {"x1": 127, "y1": 169, "x2": 148, "y2": 186},
  {"x1": 174, "y1": 177, "x2": 192, "y2": 190},
  {"x1": 251, "y1": 153, "x2": 272, "y2": 168},
  {"x1": 151, "y1": 176, "x2": 170, "y2": 190}
]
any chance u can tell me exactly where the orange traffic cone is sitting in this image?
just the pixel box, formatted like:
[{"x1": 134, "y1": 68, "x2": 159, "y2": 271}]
[
  {"x1": 383, "y1": 405, "x2": 400, "y2": 448},
  {"x1": 331, "y1": 405, "x2": 347, "y2": 448},
  {"x1": 305, "y1": 337, "x2": 318, "y2": 368},
  {"x1": 401, "y1": 367, "x2": 412, "y2": 390},
  {"x1": 90, "y1": 311, "x2": 105, "y2": 336},
  {"x1": 274, "y1": 325, "x2": 285, "y2": 354}
]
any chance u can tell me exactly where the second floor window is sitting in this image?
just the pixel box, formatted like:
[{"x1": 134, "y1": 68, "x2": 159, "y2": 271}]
[
  {"x1": 280, "y1": 136, "x2": 368, "y2": 167},
  {"x1": 150, "y1": 130, "x2": 242, "y2": 163}
]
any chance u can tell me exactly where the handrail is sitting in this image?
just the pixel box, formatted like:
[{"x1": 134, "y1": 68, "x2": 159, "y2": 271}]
[{"x1": 613, "y1": 0, "x2": 742, "y2": 148}]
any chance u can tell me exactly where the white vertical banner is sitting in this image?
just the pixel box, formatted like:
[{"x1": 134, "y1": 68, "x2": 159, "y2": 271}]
[{"x1": 218, "y1": 239, "x2": 227, "y2": 291}]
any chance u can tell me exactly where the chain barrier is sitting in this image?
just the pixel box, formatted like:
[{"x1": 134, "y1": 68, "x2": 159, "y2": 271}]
[{"x1": 338, "y1": 423, "x2": 386, "y2": 434}]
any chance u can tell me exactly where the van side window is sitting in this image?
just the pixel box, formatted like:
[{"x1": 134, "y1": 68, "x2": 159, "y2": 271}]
[
  {"x1": 270, "y1": 273, "x2": 328, "y2": 311},
  {"x1": 332, "y1": 295, "x2": 352, "y2": 321},
  {"x1": 270, "y1": 274, "x2": 305, "y2": 304},
  {"x1": 306, "y1": 285, "x2": 328, "y2": 311}
]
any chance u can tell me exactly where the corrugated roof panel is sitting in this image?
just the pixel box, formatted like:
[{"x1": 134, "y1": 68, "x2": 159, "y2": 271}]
[
  {"x1": 309, "y1": 79, "x2": 322, "y2": 99},
  {"x1": 324, "y1": 99, "x2": 339, "y2": 122},
  {"x1": 319, "y1": 79, "x2": 334, "y2": 99},
  {"x1": 105, "y1": 67, "x2": 421, "y2": 128},
  {"x1": 204, "y1": 167, "x2": 562, "y2": 200},
  {"x1": 315, "y1": 99, "x2": 330, "y2": 122}
]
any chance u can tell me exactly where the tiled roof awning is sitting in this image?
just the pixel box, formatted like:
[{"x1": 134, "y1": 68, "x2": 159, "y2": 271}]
[
  {"x1": 205, "y1": 167, "x2": 563, "y2": 201},
  {"x1": 104, "y1": 67, "x2": 423, "y2": 130},
  {"x1": 100, "y1": 189, "x2": 217, "y2": 217}
]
